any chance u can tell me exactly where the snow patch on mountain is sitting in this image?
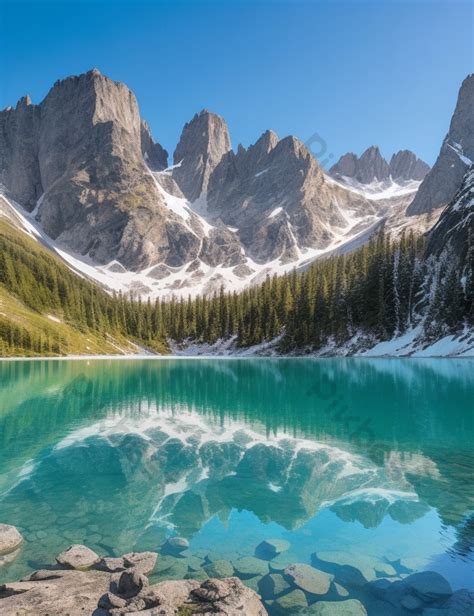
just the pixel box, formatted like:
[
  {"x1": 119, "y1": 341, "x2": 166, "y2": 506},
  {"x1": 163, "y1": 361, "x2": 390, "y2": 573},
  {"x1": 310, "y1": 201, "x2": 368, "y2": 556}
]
[{"x1": 325, "y1": 174, "x2": 422, "y2": 201}]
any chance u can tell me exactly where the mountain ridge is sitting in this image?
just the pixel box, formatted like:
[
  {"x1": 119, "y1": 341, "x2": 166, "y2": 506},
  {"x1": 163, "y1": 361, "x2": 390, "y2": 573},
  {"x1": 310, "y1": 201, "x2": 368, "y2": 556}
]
[
  {"x1": 0, "y1": 69, "x2": 470, "y2": 301},
  {"x1": 330, "y1": 146, "x2": 430, "y2": 184}
]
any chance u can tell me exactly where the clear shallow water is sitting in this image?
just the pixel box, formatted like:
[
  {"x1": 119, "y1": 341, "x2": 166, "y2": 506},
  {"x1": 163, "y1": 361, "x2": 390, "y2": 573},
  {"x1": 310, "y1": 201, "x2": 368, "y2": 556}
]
[{"x1": 0, "y1": 358, "x2": 473, "y2": 613}]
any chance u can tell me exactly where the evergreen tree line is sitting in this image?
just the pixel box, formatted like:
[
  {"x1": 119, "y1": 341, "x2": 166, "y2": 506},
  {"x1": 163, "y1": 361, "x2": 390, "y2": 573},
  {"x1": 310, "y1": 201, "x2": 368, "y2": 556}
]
[
  {"x1": 157, "y1": 229, "x2": 473, "y2": 351},
  {"x1": 0, "y1": 223, "x2": 472, "y2": 356}
]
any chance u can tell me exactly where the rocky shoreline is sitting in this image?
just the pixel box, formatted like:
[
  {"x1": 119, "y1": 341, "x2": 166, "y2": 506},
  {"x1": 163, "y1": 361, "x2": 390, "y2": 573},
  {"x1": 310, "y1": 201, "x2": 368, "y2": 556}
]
[{"x1": 0, "y1": 539, "x2": 266, "y2": 615}]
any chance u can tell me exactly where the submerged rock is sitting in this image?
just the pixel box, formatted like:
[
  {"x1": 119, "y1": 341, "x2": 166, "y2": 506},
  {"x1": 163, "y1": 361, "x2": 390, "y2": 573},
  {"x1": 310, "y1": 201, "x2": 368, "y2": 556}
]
[
  {"x1": 273, "y1": 588, "x2": 308, "y2": 614},
  {"x1": 56, "y1": 544, "x2": 100, "y2": 570},
  {"x1": 258, "y1": 572, "x2": 291, "y2": 599},
  {"x1": 233, "y1": 555, "x2": 269, "y2": 578},
  {"x1": 302, "y1": 598, "x2": 368, "y2": 615},
  {"x1": 255, "y1": 538, "x2": 290, "y2": 560},
  {"x1": 0, "y1": 524, "x2": 23, "y2": 556},
  {"x1": 204, "y1": 558, "x2": 234, "y2": 578},
  {"x1": 284, "y1": 563, "x2": 333, "y2": 595},
  {"x1": 406, "y1": 570, "x2": 452, "y2": 602},
  {"x1": 162, "y1": 536, "x2": 189, "y2": 555}
]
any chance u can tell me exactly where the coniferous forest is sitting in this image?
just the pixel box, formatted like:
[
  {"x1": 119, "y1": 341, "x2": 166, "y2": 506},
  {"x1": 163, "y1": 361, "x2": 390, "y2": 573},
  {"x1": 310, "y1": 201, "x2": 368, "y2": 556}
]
[{"x1": 0, "y1": 218, "x2": 472, "y2": 357}]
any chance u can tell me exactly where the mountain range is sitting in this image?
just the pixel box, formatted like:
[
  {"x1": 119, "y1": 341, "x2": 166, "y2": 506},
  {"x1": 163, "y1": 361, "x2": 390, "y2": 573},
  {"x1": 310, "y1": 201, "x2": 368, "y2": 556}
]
[{"x1": 2, "y1": 70, "x2": 471, "y2": 299}]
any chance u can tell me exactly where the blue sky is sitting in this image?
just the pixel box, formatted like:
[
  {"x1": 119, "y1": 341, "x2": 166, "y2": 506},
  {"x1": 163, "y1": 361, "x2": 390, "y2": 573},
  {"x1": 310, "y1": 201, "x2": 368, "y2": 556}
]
[{"x1": 1, "y1": 0, "x2": 472, "y2": 166}]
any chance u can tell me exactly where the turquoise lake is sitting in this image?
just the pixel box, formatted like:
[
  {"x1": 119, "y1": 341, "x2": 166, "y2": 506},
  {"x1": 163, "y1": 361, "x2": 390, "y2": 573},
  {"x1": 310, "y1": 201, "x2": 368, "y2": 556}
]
[{"x1": 0, "y1": 358, "x2": 473, "y2": 613}]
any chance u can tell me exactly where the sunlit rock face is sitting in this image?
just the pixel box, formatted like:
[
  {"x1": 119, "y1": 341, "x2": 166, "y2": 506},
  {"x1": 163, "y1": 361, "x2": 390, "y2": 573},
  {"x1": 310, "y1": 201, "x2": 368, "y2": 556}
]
[
  {"x1": 407, "y1": 74, "x2": 474, "y2": 215},
  {"x1": 0, "y1": 70, "x2": 201, "y2": 270}
]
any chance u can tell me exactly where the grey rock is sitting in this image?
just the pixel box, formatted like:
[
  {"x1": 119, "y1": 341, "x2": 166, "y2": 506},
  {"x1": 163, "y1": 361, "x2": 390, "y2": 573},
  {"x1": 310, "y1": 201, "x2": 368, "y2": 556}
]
[
  {"x1": 208, "y1": 133, "x2": 372, "y2": 262},
  {"x1": 330, "y1": 146, "x2": 389, "y2": 183},
  {"x1": 255, "y1": 538, "x2": 290, "y2": 560},
  {"x1": 173, "y1": 109, "x2": 231, "y2": 201},
  {"x1": 96, "y1": 556, "x2": 127, "y2": 572},
  {"x1": 427, "y1": 164, "x2": 474, "y2": 259},
  {"x1": 141, "y1": 119, "x2": 168, "y2": 170},
  {"x1": 56, "y1": 543, "x2": 100, "y2": 570},
  {"x1": 390, "y1": 150, "x2": 430, "y2": 181},
  {"x1": 188, "y1": 577, "x2": 268, "y2": 615},
  {"x1": 0, "y1": 523, "x2": 23, "y2": 555},
  {"x1": 204, "y1": 558, "x2": 235, "y2": 578},
  {"x1": 98, "y1": 590, "x2": 127, "y2": 609},
  {"x1": 163, "y1": 536, "x2": 189, "y2": 555},
  {"x1": 0, "y1": 547, "x2": 21, "y2": 567},
  {"x1": 233, "y1": 555, "x2": 269, "y2": 578},
  {"x1": 258, "y1": 573, "x2": 291, "y2": 599},
  {"x1": 406, "y1": 571, "x2": 452, "y2": 602},
  {"x1": 272, "y1": 588, "x2": 308, "y2": 614},
  {"x1": 356, "y1": 146, "x2": 390, "y2": 183},
  {"x1": 408, "y1": 74, "x2": 474, "y2": 214},
  {"x1": 0, "y1": 568, "x2": 110, "y2": 616},
  {"x1": 331, "y1": 146, "x2": 429, "y2": 184},
  {"x1": 122, "y1": 550, "x2": 158, "y2": 574},
  {"x1": 116, "y1": 569, "x2": 149, "y2": 597},
  {"x1": 284, "y1": 563, "x2": 333, "y2": 596},
  {"x1": 301, "y1": 598, "x2": 368, "y2": 615}
]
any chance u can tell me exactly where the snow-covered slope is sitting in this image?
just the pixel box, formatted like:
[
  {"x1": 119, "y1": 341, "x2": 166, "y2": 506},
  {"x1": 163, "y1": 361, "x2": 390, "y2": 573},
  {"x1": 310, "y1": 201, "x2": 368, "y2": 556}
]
[
  {"x1": 326, "y1": 175, "x2": 422, "y2": 201},
  {"x1": 0, "y1": 169, "x2": 434, "y2": 300}
]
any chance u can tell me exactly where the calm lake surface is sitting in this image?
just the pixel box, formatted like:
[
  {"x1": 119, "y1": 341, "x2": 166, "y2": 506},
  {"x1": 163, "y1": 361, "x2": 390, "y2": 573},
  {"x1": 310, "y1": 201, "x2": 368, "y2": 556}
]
[{"x1": 0, "y1": 358, "x2": 473, "y2": 613}]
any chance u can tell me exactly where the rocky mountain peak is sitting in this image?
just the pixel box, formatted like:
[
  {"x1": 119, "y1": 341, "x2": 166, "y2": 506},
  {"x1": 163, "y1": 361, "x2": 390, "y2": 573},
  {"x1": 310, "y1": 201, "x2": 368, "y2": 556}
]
[
  {"x1": 407, "y1": 73, "x2": 474, "y2": 215},
  {"x1": 254, "y1": 129, "x2": 279, "y2": 152},
  {"x1": 357, "y1": 146, "x2": 390, "y2": 183},
  {"x1": 0, "y1": 69, "x2": 181, "y2": 270},
  {"x1": 15, "y1": 95, "x2": 32, "y2": 109},
  {"x1": 330, "y1": 145, "x2": 430, "y2": 186},
  {"x1": 330, "y1": 145, "x2": 389, "y2": 183},
  {"x1": 172, "y1": 109, "x2": 232, "y2": 201},
  {"x1": 389, "y1": 150, "x2": 430, "y2": 181}
]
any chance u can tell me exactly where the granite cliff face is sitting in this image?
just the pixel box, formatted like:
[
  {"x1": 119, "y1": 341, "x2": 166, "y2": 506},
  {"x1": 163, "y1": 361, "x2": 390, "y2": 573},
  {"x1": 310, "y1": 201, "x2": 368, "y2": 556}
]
[
  {"x1": 172, "y1": 109, "x2": 231, "y2": 202},
  {"x1": 407, "y1": 74, "x2": 474, "y2": 215},
  {"x1": 389, "y1": 150, "x2": 430, "y2": 181},
  {"x1": 0, "y1": 69, "x2": 204, "y2": 270},
  {"x1": 330, "y1": 146, "x2": 429, "y2": 184},
  {"x1": 427, "y1": 164, "x2": 474, "y2": 258}
]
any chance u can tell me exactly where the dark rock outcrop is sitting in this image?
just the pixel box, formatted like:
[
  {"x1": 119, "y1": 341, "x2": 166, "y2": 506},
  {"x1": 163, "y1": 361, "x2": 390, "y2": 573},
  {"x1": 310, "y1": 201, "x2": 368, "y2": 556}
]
[
  {"x1": 408, "y1": 74, "x2": 474, "y2": 215},
  {"x1": 427, "y1": 164, "x2": 474, "y2": 259}
]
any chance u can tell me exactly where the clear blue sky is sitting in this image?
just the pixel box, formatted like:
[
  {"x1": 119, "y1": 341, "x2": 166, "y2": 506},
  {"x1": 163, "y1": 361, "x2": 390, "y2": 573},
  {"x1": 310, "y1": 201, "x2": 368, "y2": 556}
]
[{"x1": 1, "y1": 0, "x2": 472, "y2": 166}]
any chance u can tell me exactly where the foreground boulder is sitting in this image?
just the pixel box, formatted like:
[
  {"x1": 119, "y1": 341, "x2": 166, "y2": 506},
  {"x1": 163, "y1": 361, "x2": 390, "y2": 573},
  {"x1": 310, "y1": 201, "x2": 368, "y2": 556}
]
[
  {"x1": 0, "y1": 524, "x2": 23, "y2": 555},
  {"x1": 56, "y1": 544, "x2": 100, "y2": 570},
  {"x1": 0, "y1": 568, "x2": 111, "y2": 615}
]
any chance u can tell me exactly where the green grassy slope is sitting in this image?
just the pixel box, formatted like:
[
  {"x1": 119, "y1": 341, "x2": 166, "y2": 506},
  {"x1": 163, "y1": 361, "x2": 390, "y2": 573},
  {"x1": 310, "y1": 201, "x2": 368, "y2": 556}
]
[{"x1": 0, "y1": 218, "x2": 157, "y2": 357}]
